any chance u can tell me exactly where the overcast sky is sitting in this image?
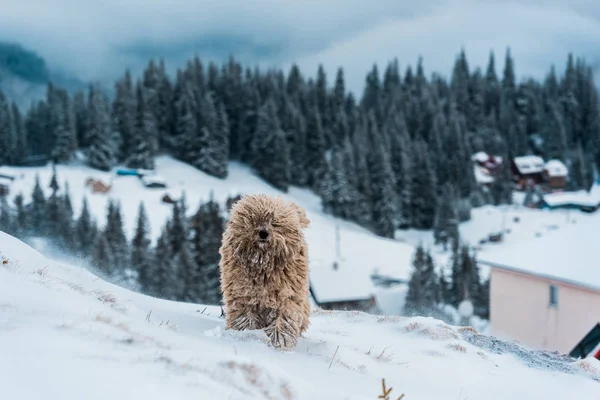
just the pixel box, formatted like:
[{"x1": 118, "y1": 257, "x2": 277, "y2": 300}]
[{"x1": 2, "y1": 0, "x2": 600, "y2": 95}]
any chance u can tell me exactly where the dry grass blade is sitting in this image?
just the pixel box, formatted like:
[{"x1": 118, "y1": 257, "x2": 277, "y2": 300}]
[{"x1": 328, "y1": 345, "x2": 339, "y2": 370}]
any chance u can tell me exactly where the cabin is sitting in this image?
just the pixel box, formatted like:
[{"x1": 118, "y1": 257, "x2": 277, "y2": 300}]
[
  {"x1": 472, "y1": 152, "x2": 503, "y2": 186},
  {"x1": 479, "y1": 216, "x2": 600, "y2": 355},
  {"x1": 0, "y1": 167, "x2": 16, "y2": 182},
  {"x1": 141, "y1": 175, "x2": 167, "y2": 188},
  {"x1": 543, "y1": 160, "x2": 568, "y2": 190},
  {"x1": 85, "y1": 178, "x2": 111, "y2": 194},
  {"x1": 511, "y1": 155, "x2": 545, "y2": 190},
  {"x1": 570, "y1": 323, "x2": 600, "y2": 360},
  {"x1": 161, "y1": 194, "x2": 178, "y2": 205}
]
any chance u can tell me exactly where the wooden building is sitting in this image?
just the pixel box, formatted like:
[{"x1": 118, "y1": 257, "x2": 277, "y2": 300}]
[
  {"x1": 543, "y1": 160, "x2": 568, "y2": 190},
  {"x1": 511, "y1": 156, "x2": 546, "y2": 189}
]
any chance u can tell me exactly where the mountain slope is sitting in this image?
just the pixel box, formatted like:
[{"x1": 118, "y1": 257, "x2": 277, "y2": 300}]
[
  {"x1": 5, "y1": 155, "x2": 416, "y2": 303},
  {"x1": 0, "y1": 231, "x2": 598, "y2": 399}
]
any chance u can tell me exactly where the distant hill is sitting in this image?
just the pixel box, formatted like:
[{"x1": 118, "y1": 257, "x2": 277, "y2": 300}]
[{"x1": 0, "y1": 41, "x2": 86, "y2": 109}]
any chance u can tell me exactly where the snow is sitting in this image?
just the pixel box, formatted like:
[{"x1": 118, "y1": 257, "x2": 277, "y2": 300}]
[
  {"x1": 0, "y1": 176, "x2": 13, "y2": 187},
  {"x1": 474, "y1": 164, "x2": 494, "y2": 184},
  {"x1": 1, "y1": 231, "x2": 598, "y2": 400},
  {"x1": 513, "y1": 155, "x2": 545, "y2": 174},
  {"x1": 5, "y1": 156, "x2": 416, "y2": 304},
  {"x1": 478, "y1": 214, "x2": 600, "y2": 292},
  {"x1": 545, "y1": 159, "x2": 568, "y2": 177}
]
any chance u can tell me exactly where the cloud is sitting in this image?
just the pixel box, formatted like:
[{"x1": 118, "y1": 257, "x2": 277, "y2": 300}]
[
  {"x1": 292, "y1": 0, "x2": 600, "y2": 95},
  {"x1": 2, "y1": 0, "x2": 600, "y2": 95}
]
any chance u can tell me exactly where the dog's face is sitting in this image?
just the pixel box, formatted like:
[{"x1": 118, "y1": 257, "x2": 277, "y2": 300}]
[{"x1": 225, "y1": 194, "x2": 309, "y2": 273}]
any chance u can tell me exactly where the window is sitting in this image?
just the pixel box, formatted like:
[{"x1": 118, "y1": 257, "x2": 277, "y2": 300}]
[{"x1": 549, "y1": 285, "x2": 558, "y2": 307}]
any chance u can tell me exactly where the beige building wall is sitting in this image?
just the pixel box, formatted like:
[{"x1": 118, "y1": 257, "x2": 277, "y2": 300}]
[{"x1": 489, "y1": 267, "x2": 600, "y2": 354}]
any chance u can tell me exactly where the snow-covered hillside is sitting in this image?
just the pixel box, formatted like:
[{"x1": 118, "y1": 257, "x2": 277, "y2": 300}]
[
  {"x1": 1, "y1": 231, "x2": 598, "y2": 399},
  {"x1": 3, "y1": 156, "x2": 417, "y2": 304}
]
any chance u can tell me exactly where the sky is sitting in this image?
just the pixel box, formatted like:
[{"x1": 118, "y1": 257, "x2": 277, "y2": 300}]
[{"x1": 2, "y1": 0, "x2": 600, "y2": 95}]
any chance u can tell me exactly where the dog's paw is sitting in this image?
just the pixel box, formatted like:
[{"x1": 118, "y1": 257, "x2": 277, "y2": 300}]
[{"x1": 266, "y1": 327, "x2": 298, "y2": 350}]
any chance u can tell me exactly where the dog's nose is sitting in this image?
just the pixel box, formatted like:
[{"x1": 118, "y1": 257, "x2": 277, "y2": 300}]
[{"x1": 258, "y1": 229, "x2": 269, "y2": 240}]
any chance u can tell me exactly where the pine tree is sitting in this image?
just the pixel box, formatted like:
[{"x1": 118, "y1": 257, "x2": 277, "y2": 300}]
[
  {"x1": 304, "y1": 107, "x2": 328, "y2": 192},
  {"x1": 365, "y1": 112, "x2": 396, "y2": 238},
  {"x1": 131, "y1": 202, "x2": 153, "y2": 293},
  {"x1": 409, "y1": 139, "x2": 438, "y2": 229},
  {"x1": 75, "y1": 197, "x2": 98, "y2": 258},
  {"x1": 93, "y1": 233, "x2": 114, "y2": 277},
  {"x1": 251, "y1": 98, "x2": 290, "y2": 191},
  {"x1": 152, "y1": 225, "x2": 184, "y2": 300},
  {"x1": 112, "y1": 70, "x2": 136, "y2": 160},
  {"x1": 433, "y1": 183, "x2": 459, "y2": 251},
  {"x1": 0, "y1": 196, "x2": 13, "y2": 234},
  {"x1": 450, "y1": 244, "x2": 481, "y2": 307},
  {"x1": 0, "y1": 93, "x2": 15, "y2": 166},
  {"x1": 87, "y1": 86, "x2": 117, "y2": 171},
  {"x1": 126, "y1": 84, "x2": 155, "y2": 170},
  {"x1": 103, "y1": 201, "x2": 129, "y2": 275},
  {"x1": 405, "y1": 245, "x2": 438, "y2": 316},
  {"x1": 51, "y1": 92, "x2": 77, "y2": 163},
  {"x1": 29, "y1": 174, "x2": 47, "y2": 235}
]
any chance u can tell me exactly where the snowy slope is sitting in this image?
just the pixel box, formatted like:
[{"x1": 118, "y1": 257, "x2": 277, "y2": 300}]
[
  {"x1": 1, "y1": 231, "x2": 598, "y2": 400},
  {"x1": 4, "y1": 156, "x2": 416, "y2": 303}
]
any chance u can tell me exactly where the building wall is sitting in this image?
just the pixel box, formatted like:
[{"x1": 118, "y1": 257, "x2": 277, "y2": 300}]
[{"x1": 490, "y1": 267, "x2": 600, "y2": 354}]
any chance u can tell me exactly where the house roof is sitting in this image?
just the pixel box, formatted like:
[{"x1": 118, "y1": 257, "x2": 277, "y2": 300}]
[
  {"x1": 479, "y1": 214, "x2": 600, "y2": 292},
  {"x1": 513, "y1": 155, "x2": 545, "y2": 175},
  {"x1": 0, "y1": 177, "x2": 13, "y2": 187},
  {"x1": 141, "y1": 175, "x2": 167, "y2": 186},
  {"x1": 474, "y1": 165, "x2": 494, "y2": 184},
  {"x1": 472, "y1": 151, "x2": 489, "y2": 163},
  {"x1": 545, "y1": 160, "x2": 568, "y2": 178},
  {"x1": 570, "y1": 323, "x2": 600, "y2": 359},
  {"x1": 542, "y1": 185, "x2": 600, "y2": 208}
]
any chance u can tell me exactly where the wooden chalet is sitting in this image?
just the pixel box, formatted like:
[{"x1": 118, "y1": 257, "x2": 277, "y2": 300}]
[
  {"x1": 141, "y1": 175, "x2": 167, "y2": 188},
  {"x1": 472, "y1": 152, "x2": 503, "y2": 186},
  {"x1": 511, "y1": 155, "x2": 545, "y2": 189},
  {"x1": 85, "y1": 177, "x2": 111, "y2": 194},
  {"x1": 543, "y1": 160, "x2": 568, "y2": 190}
]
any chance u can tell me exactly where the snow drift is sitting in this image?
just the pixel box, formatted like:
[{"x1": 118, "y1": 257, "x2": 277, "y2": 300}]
[{"x1": 0, "y1": 231, "x2": 598, "y2": 399}]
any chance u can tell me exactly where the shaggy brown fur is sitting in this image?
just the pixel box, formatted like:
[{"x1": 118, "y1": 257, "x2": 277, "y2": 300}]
[{"x1": 219, "y1": 194, "x2": 311, "y2": 349}]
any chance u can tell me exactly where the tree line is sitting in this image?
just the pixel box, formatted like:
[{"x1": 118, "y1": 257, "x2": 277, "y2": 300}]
[
  {"x1": 0, "y1": 167, "x2": 230, "y2": 305},
  {"x1": 0, "y1": 49, "x2": 598, "y2": 241}
]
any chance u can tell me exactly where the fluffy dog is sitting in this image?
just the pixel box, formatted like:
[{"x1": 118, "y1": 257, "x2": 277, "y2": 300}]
[{"x1": 219, "y1": 194, "x2": 311, "y2": 349}]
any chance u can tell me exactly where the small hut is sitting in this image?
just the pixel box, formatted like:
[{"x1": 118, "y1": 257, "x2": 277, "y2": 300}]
[
  {"x1": 85, "y1": 177, "x2": 111, "y2": 194},
  {"x1": 543, "y1": 160, "x2": 568, "y2": 190},
  {"x1": 141, "y1": 175, "x2": 167, "y2": 188}
]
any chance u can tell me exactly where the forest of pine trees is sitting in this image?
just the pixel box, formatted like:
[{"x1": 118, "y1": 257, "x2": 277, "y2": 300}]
[
  {"x1": 0, "y1": 167, "x2": 229, "y2": 306},
  {"x1": 0, "y1": 49, "x2": 598, "y2": 239}
]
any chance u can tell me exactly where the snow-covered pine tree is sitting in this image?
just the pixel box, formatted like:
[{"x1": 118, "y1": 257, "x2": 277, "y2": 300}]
[
  {"x1": 409, "y1": 139, "x2": 438, "y2": 229},
  {"x1": 433, "y1": 183, "x2": 459, "y2": 251},
  {"x1": 103, "y1": 201, "x2": 129, "y2": 275},
  {"x1": 131, "y1": 202, "x2": 153, "y2": 293},
  {"x1": 75, "y1": 196, "x2": 98, "y2": 259},
  {"x1": 365, "y1": 111, "x2": 396, "y2": 238},
  {"x1": 86, "y1": 86, "x2": 117, "y2": 171},
  {"x1": 449, "y1": 243, "x2": 481, "y2": 307},
  {"x1": 126, "y1": 84, "x2": 155, "y2": 170},
  {"x1": 152, "y1": 225, "x2": 184, "y2": 300},
  {"x1": 92, "y1": 233, "x2": 114, "y2": 277},
  {"x1": 189, "y1": 194, "x2": 224, "y2": 305},
  {"x1": 304, "y1": 107, "x2": 328, "y2": 193},
  {"x1": 405, "y1": 244, "x2": 439, "y2": 316},
  {"x1": 29, "y1": 174, "x2": 46, "y2": 235},
  {"x1": 321, "y1": 146, "x2": 358, "y2": 220},
  {"x1": 51, "y1": 90, "x2": 77, "y2": 163},
  {"x1": 0, "y1": 92, "x2": 15, "y2": 166},
  {"x1": 383, "y1": 102, "x2": 413, "y2": 228},
  {"x1": 250, "y1": 98, "x2": 290, "y2": 191},
  {"x1": 112, "y1": 70, "x2": 136, "y2": 161}
]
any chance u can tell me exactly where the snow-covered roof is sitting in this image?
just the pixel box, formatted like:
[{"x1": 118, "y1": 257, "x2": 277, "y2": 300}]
[
  {"x1": 474, "y1": 165, "x2": 494, "y2": 184},
  {"x1": 141, "y1": 175, "x2": 167, "y2": 187},
  {"x1": 472, "y1": 151, "x2": 489, "y2": 163},
  {"x1": 513, "y1": 155, "x2": 545, "y2": 174},
  {"x1": 0, "y1": 166, "x2": 17, "y2": 179},
  {"x1": 310, "y1": 261, "x2": 376, "y2": 304},
  {"x1": 479, "y1": 215, "x2": 600, "y2": 292},
  {"x1": 0, "y1": 177, "x2": 13, "y2": 187},
  {"x1": 545, "y1": 160, "x2": 568, "y2": 177},
  {"x1": 542, "y1": 185, "x2": 600, "y2": 208}
]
